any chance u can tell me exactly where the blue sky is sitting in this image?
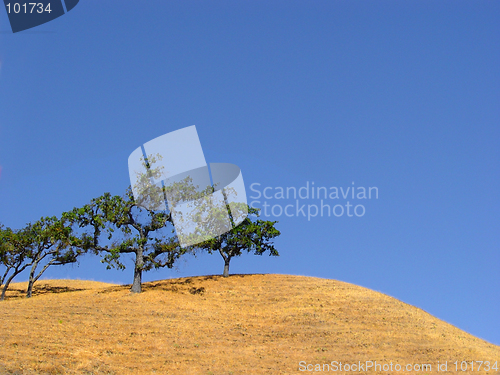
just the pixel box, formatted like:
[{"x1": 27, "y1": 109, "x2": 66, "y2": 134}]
[{"x1": 1, "y1": 1, "x2": 499, "y2": 345}]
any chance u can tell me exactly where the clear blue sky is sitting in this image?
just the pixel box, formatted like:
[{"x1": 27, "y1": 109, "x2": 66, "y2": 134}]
[{"x1": 1, "y1": 1, "x2": 499, "y2": 345}]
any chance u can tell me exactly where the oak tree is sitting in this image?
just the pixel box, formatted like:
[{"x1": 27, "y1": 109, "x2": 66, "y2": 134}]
[
  {"x1": 25, "y1": 216, "x2": 84, "y2": 298},
  {"x1": 67, "y1": 187, "x2": 189, "y2": 293},
  {"x1": 0, "y1": 225, "x2": 32, "y2": 300},
  {"x1": 195, "y1": 206, "x2": 280, "y2": 277}
]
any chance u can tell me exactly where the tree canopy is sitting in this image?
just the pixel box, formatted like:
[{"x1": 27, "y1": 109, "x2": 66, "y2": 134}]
[
  {"x1": 65, "y1": 187, "x2": 188, "y2": 293},
  {"x1": 0, "y1": 215, "x2": 84, "y2": 299},
  {"x1": 194, "y1": 206, "x2": 280, "y2": 277},
  {"x1": 0, "y1": 156, "x2": 281, "y2": 296}
]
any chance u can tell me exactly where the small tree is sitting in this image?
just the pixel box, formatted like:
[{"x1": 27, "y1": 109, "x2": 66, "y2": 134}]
[
  {"x1": 0, "y1": 218, "x2": 86, "y2": 300},
  {"x1": 196, "y1": 206, "x2": 280, "y2": 277},
  {"x1": 0, "y1": 225, "x2": 32, "y2": 300},
  {"x1": 25, "y1": 216, "x2": 85, "y2": 298}
]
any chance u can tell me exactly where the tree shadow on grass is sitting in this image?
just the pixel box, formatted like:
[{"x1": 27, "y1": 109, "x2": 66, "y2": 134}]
[
  {"x1": 96, "y1": 274, "x2": 263, "y2": 295},
  {"x1": 3, "y1": 284, "x2": 85, "y2": 300},
  {"x1": 97, "y1": 277, "x2": 210, "y2": 295},
  {"x1": 33, "y1": 284, "x2": 85, "y2": 295}
]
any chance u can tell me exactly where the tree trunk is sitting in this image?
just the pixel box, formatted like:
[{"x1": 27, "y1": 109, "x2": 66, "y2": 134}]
[
  {"x1": 27, "y1": 260, "x2": 52, "y2": 298},
  {"x1": 218, "y1": 248, "x2": 231, "y2": 278},
  {"x1": 26, "y1": 274, "x2": 34, "y2": 298},
  {"x1": 1, "y1": 264, "x2": 30, "y2": 301},
  {"x1": 223, "y1": 257, "x2": 230, "y2": 278},
  {"x1": 1, "y1": 272, "x2": 18, "y2": 301},
  {"x1": 26, "y1": 261, "x2": 39, "y2": 298},
  {"x1": 1, "y1": 267, "x2": 10, "y2": 286},
  {"x1": 130, "y1": 247, "x2": 143, "y2": 293},
  {"x1": 0, "y1": 283, "x2": 9, "y2": 301}
]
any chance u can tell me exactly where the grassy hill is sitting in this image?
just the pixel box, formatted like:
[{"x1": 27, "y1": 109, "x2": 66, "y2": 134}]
[{"x1": 0, "y1": 274, "x2": 498, "y2": 374}]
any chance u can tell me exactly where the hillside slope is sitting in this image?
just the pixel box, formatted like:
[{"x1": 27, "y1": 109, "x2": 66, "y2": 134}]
[{"x1": 0, "y1": 274, "x2": 498, "y2": 374}]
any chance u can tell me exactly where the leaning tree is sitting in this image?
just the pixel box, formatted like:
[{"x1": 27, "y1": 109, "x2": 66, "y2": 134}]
[
  {"x1": 0, "y1": 217, "x2": 87, "y2": 299},
  {"x1": 25, "y1": 215, "x2": 85, "y2": 298},
  {"x1": 0, "y1": 225, "x2": 32, "y2": 300}
]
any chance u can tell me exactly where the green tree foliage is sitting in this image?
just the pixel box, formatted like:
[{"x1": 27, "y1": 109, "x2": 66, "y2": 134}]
[
  {"x1": 0, "y1": 153, "x2": 282, "y2": 296},
  {"x1": 195, "y1": 206, "x2": 280, "y2": 277},
  {"x1": 25, "y1": 216, "x2": 85, "y2": 298},
  {"x1": 0, "y1": 225, "x2": 32, "y2": 300},
  {"x1": 0, "y1": 217, "x2": 87, "y2": 300},
  {"x1": 65, "y1": 153, "x2": 214, "y2": 293},
  {"x1": 66, "y1": 187, "x2": 188, "y2": 293}
]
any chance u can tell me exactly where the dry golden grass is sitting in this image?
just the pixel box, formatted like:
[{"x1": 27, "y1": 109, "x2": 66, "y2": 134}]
[{"x1": 0, "y1": 274, "x2": 498, "y2": 374}]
